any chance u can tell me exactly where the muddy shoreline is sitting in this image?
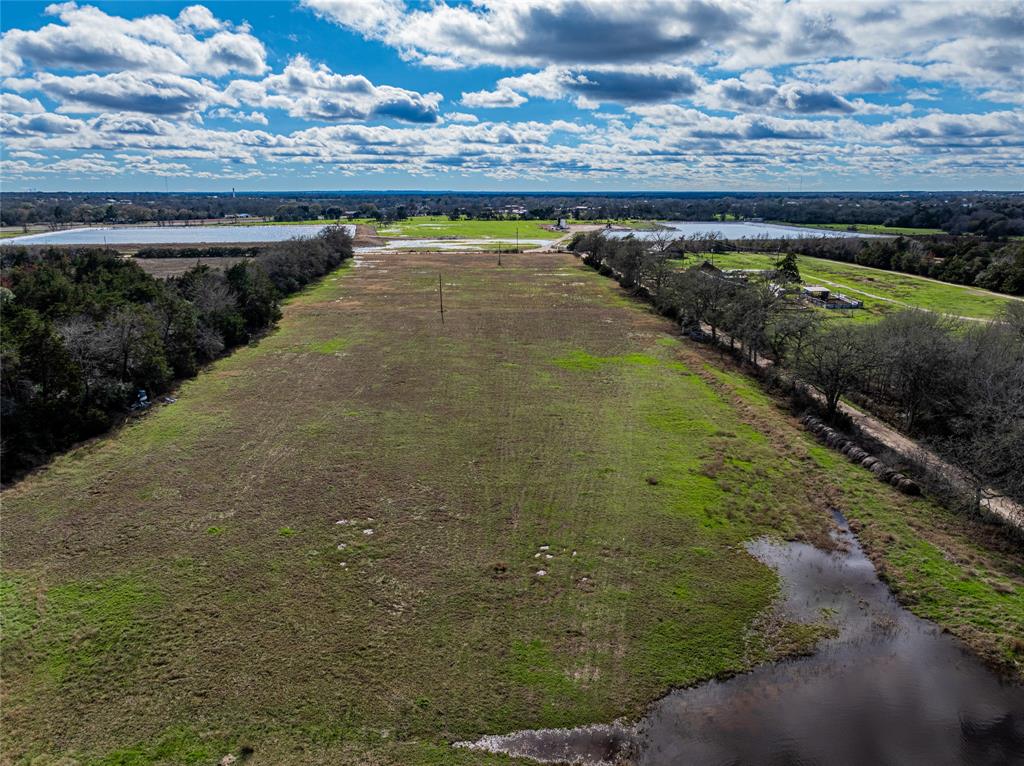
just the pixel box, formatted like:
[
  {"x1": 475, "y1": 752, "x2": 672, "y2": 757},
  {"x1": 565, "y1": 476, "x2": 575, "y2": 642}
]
[{"x1": 457, "y1": 512, "x2": 1024, "y2": 765}]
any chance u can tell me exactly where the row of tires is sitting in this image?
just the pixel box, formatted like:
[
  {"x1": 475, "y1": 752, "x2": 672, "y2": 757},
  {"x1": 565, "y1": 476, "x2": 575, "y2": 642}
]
[{"x1": 800, "y1": 415, "x2": 920, "y2": 496}]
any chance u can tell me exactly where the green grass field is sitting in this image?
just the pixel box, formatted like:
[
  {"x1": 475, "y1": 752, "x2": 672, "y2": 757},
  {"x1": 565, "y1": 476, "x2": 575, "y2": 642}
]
[
  {"x1": 778, "y1": 222, "x2": 946, "y2": 236},
  {"x1": 3, "y1": 252, "x2": 1021, "y2": 764},
  {"x1": 695, "y1": 252, "x2": 1017, "y2": 321},
  {"x1": 566, "y1": 219, "x2": 664, "y2": 229},
  {"x1": 375, "y1": 215, "x2": 562, "y2": 240}
]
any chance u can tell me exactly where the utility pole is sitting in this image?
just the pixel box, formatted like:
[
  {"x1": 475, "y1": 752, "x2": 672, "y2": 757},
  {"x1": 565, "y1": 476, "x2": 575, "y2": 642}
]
[
  {"x1": 438, "y1": 273, "x2": 445, "y2": 324},
  {"x1": 516, "y1": 225, "x2": 519, "y2": 254}
]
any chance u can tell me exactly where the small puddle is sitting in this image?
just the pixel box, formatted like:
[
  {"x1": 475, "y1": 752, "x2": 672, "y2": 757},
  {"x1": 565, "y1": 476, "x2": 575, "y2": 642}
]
[
  {"x1": 459, "y1": 724, "x2": 634, "y2": 765},
  {"x1": 457, "y1": 512, "x2": 1024, "y2": 765}
]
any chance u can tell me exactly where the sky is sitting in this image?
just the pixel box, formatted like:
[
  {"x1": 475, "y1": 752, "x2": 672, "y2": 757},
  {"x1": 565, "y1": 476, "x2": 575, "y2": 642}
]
[{"x1": 1, "y1": 0, "x2": 1023, "y2": 192}]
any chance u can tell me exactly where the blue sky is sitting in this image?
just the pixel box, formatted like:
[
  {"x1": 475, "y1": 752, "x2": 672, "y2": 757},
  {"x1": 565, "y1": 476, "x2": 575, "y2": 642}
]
[{"x1": 1, "y1": 0, "x2": 1022, "y2": 192}]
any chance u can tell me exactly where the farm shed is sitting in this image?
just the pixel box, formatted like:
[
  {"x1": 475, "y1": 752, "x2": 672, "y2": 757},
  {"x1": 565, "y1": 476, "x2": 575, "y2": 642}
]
[{"x1": 802, "y1": 285, "x2": 863, "y2": 309}]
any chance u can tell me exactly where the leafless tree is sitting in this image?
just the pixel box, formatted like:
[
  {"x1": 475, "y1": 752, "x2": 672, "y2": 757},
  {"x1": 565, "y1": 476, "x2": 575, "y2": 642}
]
[
  {"x1": 190, "y1": 271, "x2": 236, "y2": 317},
  {"x1": 766, "y1": 302, "x2": 820, "y2": 366},
  {"x1": 56, "y1": 315, "x2": 103, "y2": 396},
  {"x1": 98, "y1": 306, "x2": 151, "y2": 381},
  {"x1": 868, "y1": 311, "x2": 960, "y2": 432},
  {"x1": 643, "y1": 232, "x2": 682, "y2": 297},
  {"x1": 1001, "y1": 301, "x2": 1024, "y2": 341},
  {"x1": 796, "y1": 323, "x2": 878, "y2": 421},
  {"x1": 940, "y1": 323, "x2": 1024, "y2": 512}
]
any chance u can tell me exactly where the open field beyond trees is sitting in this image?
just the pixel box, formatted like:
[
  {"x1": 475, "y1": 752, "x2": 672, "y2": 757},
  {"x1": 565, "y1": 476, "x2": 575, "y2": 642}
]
[
  {"x1": 2, "y1": 251, "x2": 1021, "y2": 765},
  {"x1": 133, "y1": 256, "x2": 252, "y2": 279},
  {"x1": 695, "y1": 252, "x2": 1019, "y2": 321},
  {"x1": 780, "y1": 222, "x2": 946, "y2": 236}
]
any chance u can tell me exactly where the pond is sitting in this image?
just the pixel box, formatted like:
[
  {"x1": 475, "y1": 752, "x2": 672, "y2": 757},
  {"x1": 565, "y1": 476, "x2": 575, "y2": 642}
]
[
  {"x1": 607, "y1": 221, "x2": 882, "y2": 240},
  {"x1": 456, "y1": 512, "x2": 1024, "y2": 765},
  {"x1": 0, "y1": 224, "x2": 353, "y2": 246}
]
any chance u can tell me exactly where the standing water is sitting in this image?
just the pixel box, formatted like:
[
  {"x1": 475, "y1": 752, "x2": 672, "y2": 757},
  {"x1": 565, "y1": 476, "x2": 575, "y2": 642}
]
[
  {"x1": 457, "y1": 513, "x2": 1024, "y2": 765},
  {"x1": 605, "y1": 221, "x2": 883, "y2": 240},
  {"x1": 0, "y1": 224, "x2": 353, "y2": 246}
]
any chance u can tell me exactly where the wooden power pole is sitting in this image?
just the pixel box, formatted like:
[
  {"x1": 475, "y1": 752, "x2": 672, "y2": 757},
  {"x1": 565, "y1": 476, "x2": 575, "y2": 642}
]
[{"x1": 438, "y1": 273, "x2": 445, "y2": 324}]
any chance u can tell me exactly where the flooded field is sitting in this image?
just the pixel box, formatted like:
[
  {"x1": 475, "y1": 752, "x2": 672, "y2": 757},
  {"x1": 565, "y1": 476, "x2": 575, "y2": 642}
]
[
  {"x1": 608, "y1": 221, "x2": 882, "y2": 240},
  {"x1": 459, "y1": 512, "x2": 1024, "y2": 765},
  {"x1": 0, "y1": 224, "x2": 353, "y2": 246}
]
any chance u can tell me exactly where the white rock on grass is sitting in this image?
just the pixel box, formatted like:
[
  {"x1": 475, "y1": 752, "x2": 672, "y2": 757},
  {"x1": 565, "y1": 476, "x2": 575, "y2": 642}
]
[
  {"x1": 363, "y1": 528, "x2": 374, "y2": 535},
  {"x1": 536, "y1": 570, "x2": 547, "y2": 577},
  {"x1": 337, "y1": 543, "x2": 347, "y2": 550}
]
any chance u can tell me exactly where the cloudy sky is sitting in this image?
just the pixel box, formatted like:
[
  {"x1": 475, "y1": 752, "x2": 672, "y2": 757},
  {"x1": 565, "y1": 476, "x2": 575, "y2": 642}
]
[{"x1": 1, "y1": 0, "x2": 1022, "y2": 191}]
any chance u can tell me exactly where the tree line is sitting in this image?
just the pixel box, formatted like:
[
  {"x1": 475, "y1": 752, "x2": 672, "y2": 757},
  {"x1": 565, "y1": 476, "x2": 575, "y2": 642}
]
[
  {"x1": 0, "y1": 226, "x2": 353, "y2": 482},
  {"x1": 571, "y1": 232, "x2": 1024, "y2": 514},
  {"x1": 4, "y1": 191, "x2": 1023, "y2": 238},
  {"x1": 133, "y1": 245, "x2": 267, "y2": 259}
]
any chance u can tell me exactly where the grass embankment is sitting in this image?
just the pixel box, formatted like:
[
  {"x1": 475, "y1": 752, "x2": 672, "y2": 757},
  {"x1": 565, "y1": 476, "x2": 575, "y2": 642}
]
[
  {"x1": 239, "y1": 218, "x2": 379, "y2": 227},
  {"x1": 779, "y1": 222, "x2": 946, "y2": 236},
  {"x1": 693, "y1": 251, "x2": 1016, "y2": 321},
  {"x1": 375, "y1": 216, "x2": 561, "y2": 240},
  {"x1": 566, "y1": 219, "x2": 663, "y2": 230},
  {"x1": 3, "y1": 252, "x2": 1021, "y2": 765}
]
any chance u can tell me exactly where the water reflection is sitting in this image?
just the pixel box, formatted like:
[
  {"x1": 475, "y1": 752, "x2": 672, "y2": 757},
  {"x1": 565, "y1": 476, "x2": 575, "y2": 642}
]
[
  {"x1": 0, "y1": 224, "x2": 353, "y2": 246},
  {"x1": 605, "y1": 221, "x2": 881, "y2": 240},
  {"x1": 457, "y1": 513, "x2": 1024, "y2": 765}
]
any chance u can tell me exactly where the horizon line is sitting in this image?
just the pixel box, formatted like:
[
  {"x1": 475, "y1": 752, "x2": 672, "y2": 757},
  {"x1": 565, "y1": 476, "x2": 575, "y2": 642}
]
[{"x1": 4, "y1": 188, "x2": 1023, "y2": 196}]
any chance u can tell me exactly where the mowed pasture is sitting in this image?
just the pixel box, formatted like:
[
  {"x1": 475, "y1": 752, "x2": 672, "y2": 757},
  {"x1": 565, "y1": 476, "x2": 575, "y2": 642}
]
[
  {"x1": 375, "y1": 215, "x2": 561, "y2": 240},
  {"x1": 698, "y1": 251, "x2": 1019, "y2": 321},
  {"x1": 2, "y1": 252, "x2": 1021, "y2": 765},
  {"x1": 781, "y1": 222, "x2": 946, "y2": 236}
]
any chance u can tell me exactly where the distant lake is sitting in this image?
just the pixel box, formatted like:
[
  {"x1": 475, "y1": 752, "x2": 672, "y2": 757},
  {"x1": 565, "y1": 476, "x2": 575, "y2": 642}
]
[
  {"x1": 0, "y1": 221, "x2": 880, "y2": 248},
  {"x1": 0, "y1": 224, "x2": 353, "y2": 246},
  {"x1": 608, "y1": 221, "x2": 882, "y2": 240}
]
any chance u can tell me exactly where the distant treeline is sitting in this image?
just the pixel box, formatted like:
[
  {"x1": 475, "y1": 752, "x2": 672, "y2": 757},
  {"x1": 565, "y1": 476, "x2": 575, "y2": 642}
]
[
  {"x1": 571, "y1": 232, "x2": 1024, "y2": 514},
  {"x1": 0, "y1": 226, "x2": 352, "y2": 482},
  {"x1": 133, "y1": 245, "x2": 267, "y2": 259},
  {"x1": 722, "y1": 234, "x2": 1024, "y2": 296},
  {"x1": 3, "y1": 191, "x2": 1023, "y2": 238}
]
